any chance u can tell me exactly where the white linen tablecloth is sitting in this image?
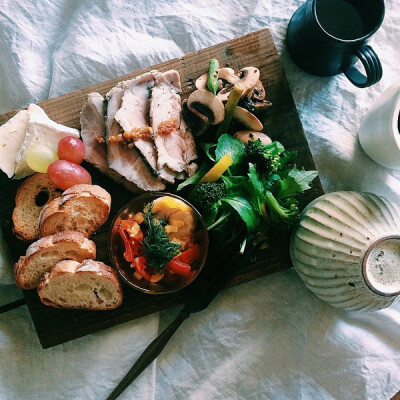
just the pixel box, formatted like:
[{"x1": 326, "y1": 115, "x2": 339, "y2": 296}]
[{"x1": 1, "y1": 1, "x2": 400, "y2": 399}]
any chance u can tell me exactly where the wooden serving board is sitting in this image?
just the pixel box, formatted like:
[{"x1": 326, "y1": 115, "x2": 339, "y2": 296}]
[{"x1": 0, "y1": 28, "x2": 324, "y2": 349}]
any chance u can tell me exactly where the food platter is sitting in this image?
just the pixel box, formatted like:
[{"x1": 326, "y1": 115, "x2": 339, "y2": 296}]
[{"x1": 0, "y1": 28, "x2": 324, "y2": 348}]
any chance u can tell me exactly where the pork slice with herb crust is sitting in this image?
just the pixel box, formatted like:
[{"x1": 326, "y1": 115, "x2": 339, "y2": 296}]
[
  {"x1": 80, "y1": 92, "x2": 140, "y2": 192},
  {"x1": 114, "y1": 72, "x2": 176, "y2": 184},
  {"x1": 105, "y1": 85, "x2": 165, "y2": 192},
  {"x1": 151, "y1": 70, "x2": 198, "y2": 175}
]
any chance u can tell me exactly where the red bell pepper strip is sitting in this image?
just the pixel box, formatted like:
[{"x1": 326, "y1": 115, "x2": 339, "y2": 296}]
[
  {"x1": 132, "y1": 256, "x2": 153, "y2": 281},
  {"x1": 118, "y1": 225, "x2": 134, "y2": 262},
  {"x1": 120, "y1": 219, "x2": 134, "y2": 230},
  {"x1": 173, "y1": 244, "x2": 201, "y2": 264},
  {"x1": 166, "y1": 260, "x2": 191, "y2": 275}
]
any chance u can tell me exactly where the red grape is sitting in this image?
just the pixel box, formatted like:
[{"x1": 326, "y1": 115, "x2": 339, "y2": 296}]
[
  {"x1": 48, "y1": 160, "x2": 91, "y2": 190},
  {"x1": 57, "y1": 136, "x2": 85, "y2": 164}
]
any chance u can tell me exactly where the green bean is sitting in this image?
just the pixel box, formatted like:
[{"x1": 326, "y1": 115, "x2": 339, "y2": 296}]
[{"x1": 207, "y1": 59, "x2": 220, "y2": 96}]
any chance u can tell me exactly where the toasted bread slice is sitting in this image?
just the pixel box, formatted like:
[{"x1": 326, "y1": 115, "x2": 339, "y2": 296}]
[
  {"x1": 12, "y1": 173, "x2": 62, "y2": 241},
  {"x1": 14, "y1": 231, "x2": 96, "y2": 290},
  {"x1": 37, "y1": 259, "x2": 123, "y2": 310},
  {"x1": 38, "y1": 184, "x2": 111, "y2": 238}
]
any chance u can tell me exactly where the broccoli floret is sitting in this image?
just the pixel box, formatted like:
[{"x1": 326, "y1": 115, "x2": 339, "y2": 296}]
[
  {"x1": 263, "y1": 191, "x2": 300, "y2": 228},
  {"x1": 245, "y1": 140, "x2": 284, "y2": 174},
  {"x1": 192, "y1": 182, "x2": 225, "y2": 211}
]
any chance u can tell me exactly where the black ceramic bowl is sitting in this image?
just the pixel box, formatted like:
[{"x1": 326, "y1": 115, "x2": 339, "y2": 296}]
[{"x1": 109, "y1": 192, "x2": 209, "y2": 294}]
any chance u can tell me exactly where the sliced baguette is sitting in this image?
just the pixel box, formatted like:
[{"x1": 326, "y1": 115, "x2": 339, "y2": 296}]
[
  {"x1": 37, "y1": 259, "x2": 123, "y2": 310},
  {"x1": 14, "y1": 231, "x2": 96, "y2": 290},
  {"x1": 12, "y1": 173, "x2": 62, "y2": 241},
  {"x1": 38, "y1": 184, "x2": 111, "y2": 238}
]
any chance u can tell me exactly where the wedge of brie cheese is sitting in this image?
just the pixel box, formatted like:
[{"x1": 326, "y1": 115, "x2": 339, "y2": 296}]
[
  {"x1": 0, "y1": 110, "x2": 29, "y2": 178},
  {"x1": 14, "y1": 104, "x2": 80, "y2": 179}
]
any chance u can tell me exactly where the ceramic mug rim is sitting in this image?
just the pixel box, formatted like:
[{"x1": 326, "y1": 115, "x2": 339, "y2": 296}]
[
  {"x1": 312, "y1": 0, "x2": 385, "y2": 44},
  {"x1": 362, "y1": 234, "x2": 400, "y2": 297},
  {"x1": 391, "y1": 88, "x2": 400, "y2": 147}
]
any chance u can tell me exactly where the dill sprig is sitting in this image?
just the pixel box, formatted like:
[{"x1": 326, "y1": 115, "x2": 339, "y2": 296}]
[{"x1": 142, "y1": 202, "x2": 181, "y2": 272}]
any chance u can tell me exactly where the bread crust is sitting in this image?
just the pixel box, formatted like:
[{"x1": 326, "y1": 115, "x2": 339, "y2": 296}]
[
  {"x1": 14, "y1": 231, "x2": 96, "y2": 290},
  {"x1": 38, "y1": 259, "x2": 123, "y2": 310},
  {"x1": 62, "y1": 184, "x2": 111, "y2": 203},
  {"x1": 38, "y1": 184, "x2": 111, "y2": 238},
  {"x1": 12, "y1": 173, "x2": 62, "y2": 241}
]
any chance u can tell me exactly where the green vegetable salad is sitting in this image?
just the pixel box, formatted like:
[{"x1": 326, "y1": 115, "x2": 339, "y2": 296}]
[{"x1": 178, "y1": 59, "x2": 318, "y2": 252}]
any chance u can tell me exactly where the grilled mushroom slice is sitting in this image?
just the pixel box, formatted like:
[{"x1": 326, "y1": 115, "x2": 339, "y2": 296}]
[
  {"x1": 217, "y1": 67, "x2": 260, "y2": 101},
  {"x1": 182, "y1": 100, "x2": 209, "y2": 137},
  {"x1": 251, "y1": 80, "x2": 266, "y2": 101},
  {"x1": 232, "y1": 107, "x2": 263, "y2": 131},
  {"x1": 195, "y1": 67, "x2": 261, "y2": 101},
  {"x1": 187, "y1": 89, "x2": 225, "y2": 125},
  {"x1": 195, "y1": 67, "x2": 236, "y2": 91},
  {"x1": 234, "y1": 131, "x2": 272, "y2": 146}
]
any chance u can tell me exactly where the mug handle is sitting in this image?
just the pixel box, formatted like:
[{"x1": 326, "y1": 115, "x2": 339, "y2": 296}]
[{"x1": 343, "y1": 44, "x2": 383, "y2": 88}]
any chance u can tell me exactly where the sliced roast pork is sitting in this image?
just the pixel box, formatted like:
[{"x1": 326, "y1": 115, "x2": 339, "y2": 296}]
[
  {"x1": 105, "y1": 85, "x2": 165, "y2": 192},
  {"x1": 80, "y1": 92, "x2": 140, "y2": 192},
  {"x1": 80, "y1": 69, "x2": 198, "y2": 191},
  {"x1": 150, "y1": 70, "x2": 198, "y2": 175},
  {"x1": 178, "y1": 119, "x2": 198, "y2": 176},
  {"x1": 114, "y1": 72, "x2": 176, "y2": 184}
]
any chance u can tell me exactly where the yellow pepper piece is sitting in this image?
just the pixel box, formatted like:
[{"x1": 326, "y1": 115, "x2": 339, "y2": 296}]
[
  {"x1": 200, "y1": 154, "x2": 233, "y2": 183},
  {"x1": 153, "y1": 196, "x2": 191, "y2": 214}
]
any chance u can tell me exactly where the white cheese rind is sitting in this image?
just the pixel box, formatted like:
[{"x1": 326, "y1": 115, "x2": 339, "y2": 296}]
[
  {"x1": 0, "y1": 110, "x2": 29, "y2": 178},
  {"x1": 14, "y1": 104, "x2": 80, "y2": 179}
]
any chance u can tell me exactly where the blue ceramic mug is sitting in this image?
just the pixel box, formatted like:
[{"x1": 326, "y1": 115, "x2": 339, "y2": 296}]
[{"x1": 286, "y1": 0, "x2": 385, "y2": 88}]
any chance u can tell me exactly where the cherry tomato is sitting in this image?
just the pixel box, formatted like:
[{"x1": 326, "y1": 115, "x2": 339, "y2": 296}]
[
  {"x1": 57, "y1": 136, "x2": 85, "y2": 164},
  {"x1": 47, "y1": 160, "x2": 91, "y2": 190}
]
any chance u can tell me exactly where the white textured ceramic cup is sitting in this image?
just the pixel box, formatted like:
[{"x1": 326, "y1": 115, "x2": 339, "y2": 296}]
[
  {"x1": 358, "y1": 80, "x2": 400, "y2": 170},
  {"x1": 290, "y1": 191, "x2": 400, "y2": 312}
]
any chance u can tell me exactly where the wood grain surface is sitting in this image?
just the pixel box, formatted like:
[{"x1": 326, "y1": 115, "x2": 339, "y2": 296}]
[{"x1": 0, "y1": 28, "x2": 324, "y2": 348}]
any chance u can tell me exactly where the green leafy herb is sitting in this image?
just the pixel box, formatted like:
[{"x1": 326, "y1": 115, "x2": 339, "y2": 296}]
[
  {"x1": 201, "y1": 142, "x2": 217, "y2": 162},
  {"x1": 221, "y1": 196, "x2": 259, "y2": 233},
  {"x1": 215, "y1": 134, "x2": 245, "y2": 167},
  {"x1": 221, "y1": 175, "x2": 247, "y2": 189},
  {"x1": 202, "y1": 203, "x2": 220, "y2": 227},
  {"x1": 142, "y1": 202, "x2": 181, "y2": 272},
  {"x1": 247, "y1": 163, "x2": 265, "y2": 213},
  {"x1": 277, "y1": 167, "x2": 318, "y2": 199}
]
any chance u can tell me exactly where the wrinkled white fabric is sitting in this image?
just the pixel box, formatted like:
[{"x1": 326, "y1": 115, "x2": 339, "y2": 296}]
[{"x1": 0, "y1": 0, "x2": 400, "y2": 399}]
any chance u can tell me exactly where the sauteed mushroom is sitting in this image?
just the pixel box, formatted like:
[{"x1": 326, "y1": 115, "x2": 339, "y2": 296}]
[
  {"x1": 232, "y1": 106, "x2": 263, "y2": 131},
  {"x1": 187, "y1": 89, "x2": 225, "y2": 125},
  {"x1": 234, "y1": 131, "x2": 272, "y2": 146},
  {"x1": 195, "y1": 67, "x2": 261, "y2": 101}
]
